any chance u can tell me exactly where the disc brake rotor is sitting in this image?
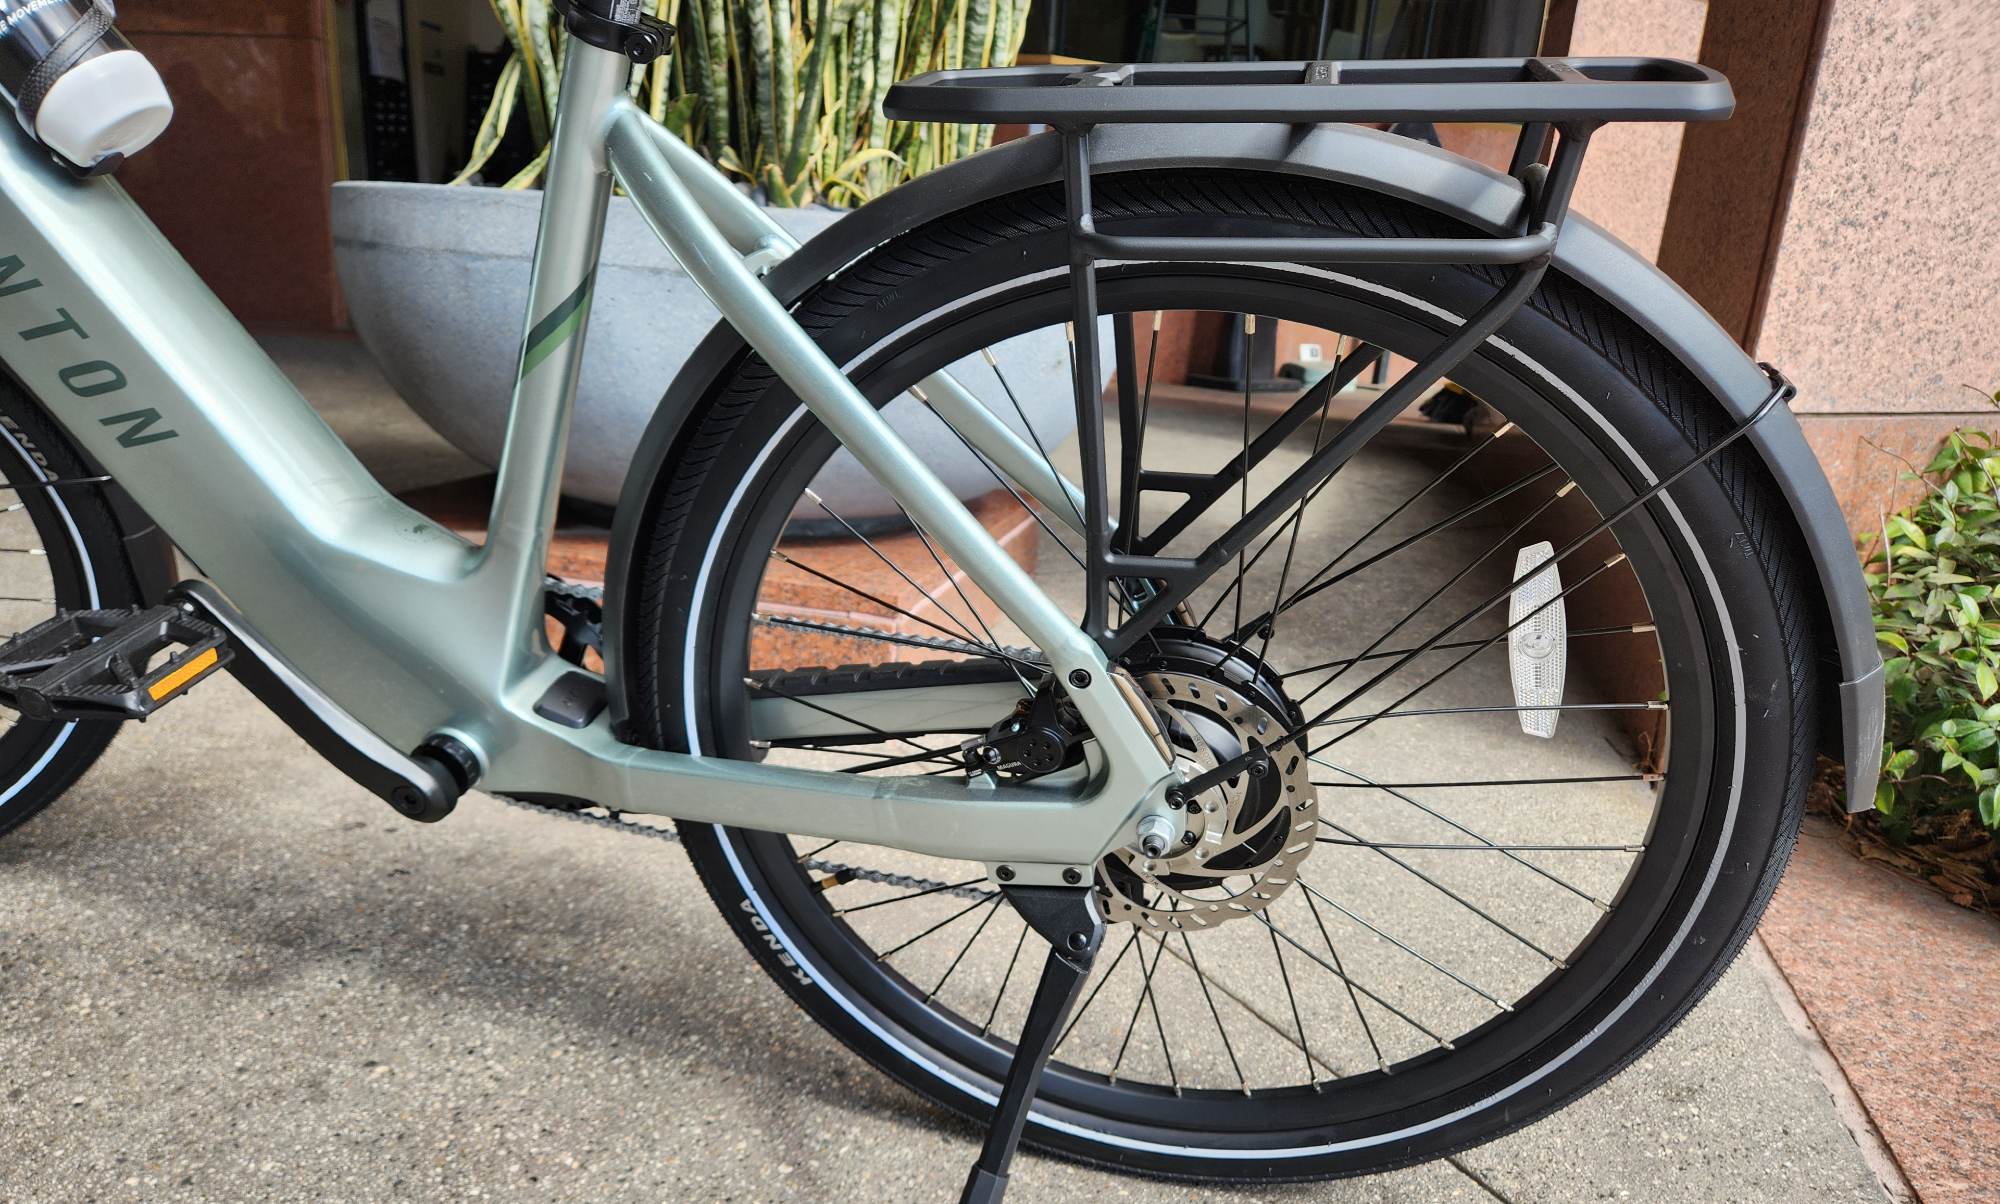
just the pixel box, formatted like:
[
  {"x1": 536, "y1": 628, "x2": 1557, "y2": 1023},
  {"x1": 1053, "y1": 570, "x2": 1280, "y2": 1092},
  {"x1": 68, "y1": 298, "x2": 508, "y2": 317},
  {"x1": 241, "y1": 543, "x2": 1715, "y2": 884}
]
[{"x1": 1097, "y1": 670, "x2": 1317, "y2": 931}]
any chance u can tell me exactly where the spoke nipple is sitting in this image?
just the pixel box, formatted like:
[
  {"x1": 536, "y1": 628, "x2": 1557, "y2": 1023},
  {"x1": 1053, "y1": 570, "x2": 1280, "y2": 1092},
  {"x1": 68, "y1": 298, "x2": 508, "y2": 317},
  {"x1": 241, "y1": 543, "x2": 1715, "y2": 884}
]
[
  {"x1": 1606, "y1": 552, "x2": 1628, "y2": 567},
  {"x1": 1556, "y1": 481, "x2": 1577, "y2": 497},
  {"x1": 1152, "y1": 310, "x2": 1164, "y2": 332},
  {"x1": 1493, "y1": 421, "x2": 1516, "y2": 438},
  {"x1": 908, "y1": 385, "x2": 929, "y2": 403},
  {"x1": 768, "y1": 549, "x2": 793, "y2": 563},
  {"x1": 981, "y1": 347, "x2": 999, "y2": 367},
  {"x1": 803, "y1": 487, "x2": 824, "y2": 507},
  {"x1": 749, "y1": 739, "x2": 770, "y2": 750}
]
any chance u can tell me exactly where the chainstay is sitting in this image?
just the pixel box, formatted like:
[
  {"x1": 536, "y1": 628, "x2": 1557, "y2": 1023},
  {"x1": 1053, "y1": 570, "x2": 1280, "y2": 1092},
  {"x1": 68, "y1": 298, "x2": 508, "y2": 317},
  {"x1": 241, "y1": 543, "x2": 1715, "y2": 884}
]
[{"x1": 492, "y1": 794, "x2": 994, "y2": 901}]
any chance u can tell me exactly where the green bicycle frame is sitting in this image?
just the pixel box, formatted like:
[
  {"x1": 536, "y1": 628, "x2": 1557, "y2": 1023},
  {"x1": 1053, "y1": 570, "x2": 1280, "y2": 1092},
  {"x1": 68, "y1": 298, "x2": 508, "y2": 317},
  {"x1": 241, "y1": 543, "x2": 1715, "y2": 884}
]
[{"x1": 0, "y1": 41, "x2": 1180, "y2": 882}]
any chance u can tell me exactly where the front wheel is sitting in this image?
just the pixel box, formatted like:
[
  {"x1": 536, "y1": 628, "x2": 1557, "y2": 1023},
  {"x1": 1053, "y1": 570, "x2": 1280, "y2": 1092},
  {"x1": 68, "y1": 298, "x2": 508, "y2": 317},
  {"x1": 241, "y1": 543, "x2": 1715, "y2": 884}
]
[
  {"x1": 614, "y1": 170, "x2": 1819, "y2": 1180},
  {"x1": 0, "y1": 371, "x2": 147, "y2": 834}
]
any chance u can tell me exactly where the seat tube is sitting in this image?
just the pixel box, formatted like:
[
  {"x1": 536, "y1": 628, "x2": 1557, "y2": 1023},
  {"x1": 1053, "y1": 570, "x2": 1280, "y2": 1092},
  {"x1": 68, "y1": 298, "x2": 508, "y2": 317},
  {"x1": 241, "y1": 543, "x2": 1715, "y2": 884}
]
[{"x1": 476, "y1": 40, "x2": 629, "y2": 672}]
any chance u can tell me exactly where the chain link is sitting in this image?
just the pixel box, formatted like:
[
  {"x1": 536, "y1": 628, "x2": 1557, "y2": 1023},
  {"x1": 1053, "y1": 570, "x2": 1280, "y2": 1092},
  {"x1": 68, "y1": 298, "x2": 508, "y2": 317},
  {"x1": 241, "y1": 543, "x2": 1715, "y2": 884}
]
[{"x1": 492, "y1": 794, "x2": 994, "y2": 901}]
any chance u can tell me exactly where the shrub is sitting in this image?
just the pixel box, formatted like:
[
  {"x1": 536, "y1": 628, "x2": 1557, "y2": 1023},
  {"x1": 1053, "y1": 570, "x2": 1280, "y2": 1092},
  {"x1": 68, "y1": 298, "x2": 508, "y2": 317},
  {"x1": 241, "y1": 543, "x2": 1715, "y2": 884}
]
[{"x1": 1868, "y1": 419, "x2": 2000, "y2": 839}]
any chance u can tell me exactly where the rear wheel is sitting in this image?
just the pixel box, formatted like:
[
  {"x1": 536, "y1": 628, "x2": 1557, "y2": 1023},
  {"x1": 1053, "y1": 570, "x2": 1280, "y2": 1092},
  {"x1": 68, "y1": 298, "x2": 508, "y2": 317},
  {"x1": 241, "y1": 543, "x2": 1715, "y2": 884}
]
[
  {"x1": 0, "y1": 374, "x2": 144, "y2": 834},
  {"x1": 615, "y1": 170, "x2": 1817, "y2": 1179}
]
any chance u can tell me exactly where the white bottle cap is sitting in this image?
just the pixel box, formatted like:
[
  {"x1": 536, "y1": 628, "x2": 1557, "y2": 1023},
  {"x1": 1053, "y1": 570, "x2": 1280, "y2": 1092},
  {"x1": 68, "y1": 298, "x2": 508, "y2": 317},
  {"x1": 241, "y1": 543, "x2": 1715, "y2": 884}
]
[{"x1": 30, "y1": 48, "x2": 172, "y2": 168}]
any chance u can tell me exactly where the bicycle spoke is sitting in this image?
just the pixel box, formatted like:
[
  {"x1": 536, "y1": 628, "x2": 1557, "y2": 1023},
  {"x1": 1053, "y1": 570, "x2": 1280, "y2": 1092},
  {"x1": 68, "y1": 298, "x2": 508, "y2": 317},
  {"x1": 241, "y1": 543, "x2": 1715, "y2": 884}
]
[
  {"x1": 1312, "y1": 757, "x2": 1618, "y2": 909},
  {"x1": 1268, "y1": 919, "x2": 1315, "y2": 1088},
  {"x1": 872, "y1": 894, "x2": 996, "y2": 961},
  {"x1": 797, "y1": 838, "x2": 843, "y2": 863},
  {"x1": 1153, "y1": 934, "x2": 1348, "y2": 1079},
  {"x1": 914, "y1": 389, "x2": 1087, "y2": 570},
  {"x1": 1309, "y1": 701, "x2": 1666, "y2": 728},
  {"x1": 765, "y1": 550, "x2": 993, "y2": 651},
  {"x1": 1312, "y1": 773, "x2": 1658, "y2": 789},
  {"x1": 1316, "y1": 817, "x2": 1567, "y2": 965},
  {"x1": 927, "y1": 892, "x2": 1007, "y2": 1002},
  {"x1": 833, "y1": 877, "x2": 993, "y2": 917},
  {"x1": 1107, "y1": 933, "x2": 1170, "y2": 1083},
  {"x1": 1292, "y1": 473, "x2": 1572, "y2": 710},
  {"x1": 1280, "y1": 624, "x2": 1655, "y2": 680},
  {"x1": 1179, "y1": 929, "x2": 1250, "y2": 1094},
  {"x1": 981, "y1": 922, "x2": 1032, "y2": 1036},
  {"x1": 748, "y1": 676, "x2": 938, "y2": 755},
  {"x1": 1255, "y1": 913, "x2": 1455, "y2": 1050},
  {"x1": 894, "y1": 505, "x2": 1036, "y2": 696},
  {"x1": 986, "y1": 344, "x2": 1086, "y2": 533},
  {"x1": 835, "y1": 745, "x2": 971, "y2": 774},
  {"x1": 1271, "y1": 420, "x2": 1527, "y2": 621},
  {"x1": 1300, "y1": 881, "x2": 1514, "y2": 1013},
  {"x1": 1316, "y1": 838, "x2": 1645, "y2": 852},
  {"x1": 1307, "y1": 552, "x2": 1638, "y2": 750},
  {"x1": 803, "y1": 487, "x2": 990, "y2": 648},
  {"x1": 1303, "y1": 886, "x2": 1388, "y2": 1073},
  {"x1": 1251, "y1": 349, "x2": 1341, "y2": 667}
]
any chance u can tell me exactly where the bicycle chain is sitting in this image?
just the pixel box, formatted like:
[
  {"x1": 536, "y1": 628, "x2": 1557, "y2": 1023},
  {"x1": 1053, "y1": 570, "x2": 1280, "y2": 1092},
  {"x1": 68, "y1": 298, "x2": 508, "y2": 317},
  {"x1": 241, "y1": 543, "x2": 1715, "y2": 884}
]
[
  {"x1": 752, "y1": 611, "x2": 1047, "y2": 665},
  {"x1": 492, "y1": 794, "x2": 994, "y2": 901}
]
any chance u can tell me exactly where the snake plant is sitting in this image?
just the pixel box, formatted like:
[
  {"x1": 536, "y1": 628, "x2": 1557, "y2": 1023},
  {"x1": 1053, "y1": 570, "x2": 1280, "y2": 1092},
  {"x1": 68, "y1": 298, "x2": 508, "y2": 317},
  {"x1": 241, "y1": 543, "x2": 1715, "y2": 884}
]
[{"x1": 452, "y1": 0, "x2": 1031, "y2": 206}]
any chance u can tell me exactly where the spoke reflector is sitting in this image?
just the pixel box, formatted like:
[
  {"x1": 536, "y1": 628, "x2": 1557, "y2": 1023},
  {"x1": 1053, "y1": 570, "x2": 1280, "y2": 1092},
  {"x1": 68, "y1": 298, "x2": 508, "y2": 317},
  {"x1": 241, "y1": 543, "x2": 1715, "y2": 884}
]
[{"x1": 1508, "y1": 541, "x2": 1566, "y2": 738}]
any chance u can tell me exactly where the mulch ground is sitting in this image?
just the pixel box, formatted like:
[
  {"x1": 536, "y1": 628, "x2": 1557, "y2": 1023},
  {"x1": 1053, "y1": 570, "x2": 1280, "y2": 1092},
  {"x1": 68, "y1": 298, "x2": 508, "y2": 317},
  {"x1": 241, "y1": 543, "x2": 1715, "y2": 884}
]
[{"x1": 1807, "y1": 758, "x2": 2000, "y2": 916}]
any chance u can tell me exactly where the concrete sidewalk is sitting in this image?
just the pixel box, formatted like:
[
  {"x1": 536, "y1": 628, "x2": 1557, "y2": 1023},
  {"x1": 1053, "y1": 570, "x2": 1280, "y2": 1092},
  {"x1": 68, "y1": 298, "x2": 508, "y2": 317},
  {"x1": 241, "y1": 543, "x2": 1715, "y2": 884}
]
[{"x1": 0, "y1": 675, "x2": 1886, "y2": 1203}]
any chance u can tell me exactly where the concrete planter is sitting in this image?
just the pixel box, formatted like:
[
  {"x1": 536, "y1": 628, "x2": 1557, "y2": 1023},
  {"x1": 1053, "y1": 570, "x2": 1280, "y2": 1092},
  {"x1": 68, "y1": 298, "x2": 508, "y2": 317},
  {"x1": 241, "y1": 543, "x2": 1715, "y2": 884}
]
[{"x1": 331, "y1": 181, "x2": 1081, "y2": 514}]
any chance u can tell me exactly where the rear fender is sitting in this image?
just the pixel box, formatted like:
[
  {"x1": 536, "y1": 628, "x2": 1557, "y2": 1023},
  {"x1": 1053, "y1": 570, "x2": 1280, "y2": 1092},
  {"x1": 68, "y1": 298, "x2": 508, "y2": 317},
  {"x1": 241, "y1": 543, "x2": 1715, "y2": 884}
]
[{"x1": 605, "y1": 123, "x2": 1882, "y2": 806}]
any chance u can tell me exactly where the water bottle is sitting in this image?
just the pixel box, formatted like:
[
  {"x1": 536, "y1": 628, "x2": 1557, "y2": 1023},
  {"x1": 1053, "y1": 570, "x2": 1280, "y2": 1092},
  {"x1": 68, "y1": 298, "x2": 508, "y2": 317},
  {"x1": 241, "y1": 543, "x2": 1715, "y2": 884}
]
[{"x1": 0, "y1": 0, "x2": 170, "y2": 173}]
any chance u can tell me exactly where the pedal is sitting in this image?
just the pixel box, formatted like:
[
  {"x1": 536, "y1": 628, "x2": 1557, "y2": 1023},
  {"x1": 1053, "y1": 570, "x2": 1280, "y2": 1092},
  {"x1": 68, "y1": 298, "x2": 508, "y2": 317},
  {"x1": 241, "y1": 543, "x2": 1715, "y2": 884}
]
[{"x1": 0, "y1": 606, "x2": 231, "y2": 721}]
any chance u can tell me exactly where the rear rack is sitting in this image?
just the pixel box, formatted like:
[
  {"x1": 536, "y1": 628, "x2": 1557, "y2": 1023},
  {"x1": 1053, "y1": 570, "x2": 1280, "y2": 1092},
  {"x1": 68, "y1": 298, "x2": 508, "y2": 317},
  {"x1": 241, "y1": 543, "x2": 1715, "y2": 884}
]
[
  {"x1": 879, "y1": 58, "x2": 1743, "y2": 656},
  {"x1": 882, "y1": 56, "x2": 1732, "y2": 127}
]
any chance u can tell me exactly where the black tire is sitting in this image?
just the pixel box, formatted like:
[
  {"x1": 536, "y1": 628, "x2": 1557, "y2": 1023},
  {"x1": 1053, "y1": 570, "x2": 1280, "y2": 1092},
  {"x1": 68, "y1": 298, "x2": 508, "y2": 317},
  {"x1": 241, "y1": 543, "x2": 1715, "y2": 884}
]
[
  {"x1": 616, "y1": 169, "x2": 1817, "y2": 1180},
  {"x1": 0, "y1": 373, "x2": 145, "y2": 834}
]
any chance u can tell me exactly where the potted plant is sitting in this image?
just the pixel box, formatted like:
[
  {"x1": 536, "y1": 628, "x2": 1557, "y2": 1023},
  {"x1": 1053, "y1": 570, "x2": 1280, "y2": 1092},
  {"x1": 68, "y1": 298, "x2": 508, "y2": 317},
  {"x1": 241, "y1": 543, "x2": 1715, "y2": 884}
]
[{"x1": 334, "y1": 0, "x2": 1073, "y2": 509}]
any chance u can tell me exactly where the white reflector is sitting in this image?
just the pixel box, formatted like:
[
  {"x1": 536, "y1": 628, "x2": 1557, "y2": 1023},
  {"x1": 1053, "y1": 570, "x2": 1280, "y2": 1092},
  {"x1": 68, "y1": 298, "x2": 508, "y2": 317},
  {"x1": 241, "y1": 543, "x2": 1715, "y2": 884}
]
[{"x1": 1508, "y1": 542, "x2": 1566, "y2": 738}]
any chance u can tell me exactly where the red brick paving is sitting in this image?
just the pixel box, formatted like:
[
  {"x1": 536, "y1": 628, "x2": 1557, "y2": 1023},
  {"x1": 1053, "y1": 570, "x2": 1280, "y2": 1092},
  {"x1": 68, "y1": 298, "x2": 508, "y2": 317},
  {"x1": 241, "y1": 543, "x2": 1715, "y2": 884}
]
[{"x1": 1760, "y1": 818, "x2": 2000, "y2": 1203}]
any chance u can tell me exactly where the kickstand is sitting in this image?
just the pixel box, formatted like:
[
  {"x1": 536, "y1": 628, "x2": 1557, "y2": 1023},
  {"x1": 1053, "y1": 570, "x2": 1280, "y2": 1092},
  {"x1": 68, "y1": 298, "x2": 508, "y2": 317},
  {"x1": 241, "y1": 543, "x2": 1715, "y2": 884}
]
[{"x1": 960, "y1": 885, "x2": 1105, "y2": 1204}]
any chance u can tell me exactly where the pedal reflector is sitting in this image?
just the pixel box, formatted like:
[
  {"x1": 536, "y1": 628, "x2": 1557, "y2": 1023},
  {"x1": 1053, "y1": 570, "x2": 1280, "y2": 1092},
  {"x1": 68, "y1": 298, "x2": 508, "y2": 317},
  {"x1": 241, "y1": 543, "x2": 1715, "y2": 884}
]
[
  {"x1": 148, "y1": 646, "x2": 220, "y2": 701},
  {"x1": 1508, "y1": 542, "x2": 1565, "y2": 738}
]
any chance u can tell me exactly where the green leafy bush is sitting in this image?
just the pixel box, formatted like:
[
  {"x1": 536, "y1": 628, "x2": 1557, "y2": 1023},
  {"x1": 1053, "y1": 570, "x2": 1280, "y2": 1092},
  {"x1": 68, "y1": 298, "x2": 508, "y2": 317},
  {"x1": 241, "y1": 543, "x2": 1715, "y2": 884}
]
[{"x1": 1869, "y1": 422, "x2": 2000, "y2": 837}]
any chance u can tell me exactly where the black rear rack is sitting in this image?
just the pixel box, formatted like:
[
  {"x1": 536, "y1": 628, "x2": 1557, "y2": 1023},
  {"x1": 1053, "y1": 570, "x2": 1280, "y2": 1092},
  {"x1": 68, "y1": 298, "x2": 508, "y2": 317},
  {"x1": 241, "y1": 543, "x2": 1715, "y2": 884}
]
[
  {"x1": 883, "y1": 56, "x2": 1731, "y2": 128},
  {"x1": 878, "y1": 57, "x2": 1745, "y2": 658}
]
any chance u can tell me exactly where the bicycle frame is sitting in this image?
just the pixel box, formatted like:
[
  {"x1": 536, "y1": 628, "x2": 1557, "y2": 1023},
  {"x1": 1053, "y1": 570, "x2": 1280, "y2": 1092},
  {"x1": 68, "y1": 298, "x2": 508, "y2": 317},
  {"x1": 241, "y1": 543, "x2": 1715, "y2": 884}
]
[{"x1": 0, "y1": 41, "x2": 1174, "y2": 882}]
